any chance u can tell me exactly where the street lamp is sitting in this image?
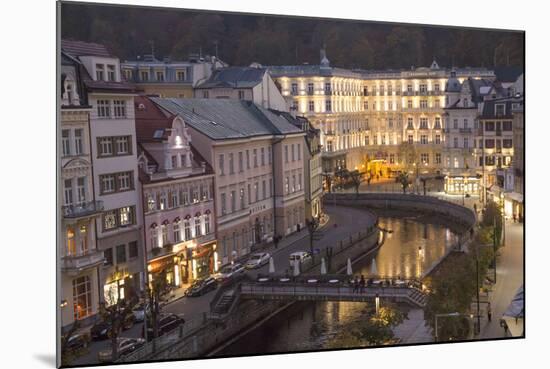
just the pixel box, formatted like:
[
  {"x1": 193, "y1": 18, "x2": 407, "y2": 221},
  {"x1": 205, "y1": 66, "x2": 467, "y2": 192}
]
[
  {"x1": 375, "y1": 294, "x2": 380, "y2": 315},
  {"x1": 60, "y1": 299, "x2": 68, "y2": 335},
  {"x1": 500, "y1": 192, "x2": 506, "y2": 245}
]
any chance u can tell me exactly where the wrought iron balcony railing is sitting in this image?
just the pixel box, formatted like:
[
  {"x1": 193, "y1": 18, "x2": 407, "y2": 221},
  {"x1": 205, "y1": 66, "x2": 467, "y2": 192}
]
[{"x1": 62, "y1": 200, "x2": 104, "y2": 218}]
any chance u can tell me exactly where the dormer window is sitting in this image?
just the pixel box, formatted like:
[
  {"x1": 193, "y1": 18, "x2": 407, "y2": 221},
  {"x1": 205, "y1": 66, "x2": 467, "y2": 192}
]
[
  {"x1": 96, "y1": 64, "x2": 104, "y2": 81},
  {"x1": 123, "y1": 69, "x2": 132, "y2": 81},
  {"x1": 463, "y1": 99, "x2": 468, "y2": 107},
  {"x1": 156, "y1": 71, "x2": 165, "y2": 81},
  {"x1": 176, "y1": 70, "x2": 186, "y2": 81},
  {"x1": 140, "y1": 70, "x2": 149, "y2": 81},
  {"x1": 107, "y1": 65, "x2": 116, "y2": 81},
  {"x1": 495, "y1": 104, "x2": 506, "y2": 117},
  {"x1": 66, "y1": 83, "x2": 74, "y2": 104}
]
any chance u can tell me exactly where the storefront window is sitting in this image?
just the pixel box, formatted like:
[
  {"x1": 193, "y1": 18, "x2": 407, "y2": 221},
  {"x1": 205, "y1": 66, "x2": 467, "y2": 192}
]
[
  {"x1": 104, "y1": 279, "x2": 124, "y2": 306},
  {"x1": 73, "y1": 276, "x2": 92, "y2": 320}
]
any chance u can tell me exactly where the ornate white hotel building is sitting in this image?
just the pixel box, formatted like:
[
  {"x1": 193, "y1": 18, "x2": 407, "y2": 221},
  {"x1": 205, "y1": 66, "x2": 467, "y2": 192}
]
[{"x1": 268, "y1": 50, "x2": 495, "y2": 183}]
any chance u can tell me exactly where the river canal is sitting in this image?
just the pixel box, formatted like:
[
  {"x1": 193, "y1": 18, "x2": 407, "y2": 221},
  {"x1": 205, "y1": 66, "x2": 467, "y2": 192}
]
[{"x1": 217, "y1": 216, "x2": 458, "y2": 356}]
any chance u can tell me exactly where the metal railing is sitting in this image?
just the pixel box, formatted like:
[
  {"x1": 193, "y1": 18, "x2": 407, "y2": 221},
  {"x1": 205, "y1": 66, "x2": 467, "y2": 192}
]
[
  {"x1": 62, "y1": 250, "x2": 105, "y2": 272},
  {"x1": 63, "y1": 200, "x2": 104, "y2": 218},
  {"x1": 117, "y1": 314, "x2": 206, "y2": 363}
]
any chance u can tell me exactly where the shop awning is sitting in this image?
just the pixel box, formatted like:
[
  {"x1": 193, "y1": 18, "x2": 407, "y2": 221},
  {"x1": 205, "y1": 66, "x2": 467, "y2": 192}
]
[
  {"x1": 505, "y1": 192, "x2": 523, "y2": 203},
  {"x1": 502, "y1": 285, "x2": 524, "y2": 337}
]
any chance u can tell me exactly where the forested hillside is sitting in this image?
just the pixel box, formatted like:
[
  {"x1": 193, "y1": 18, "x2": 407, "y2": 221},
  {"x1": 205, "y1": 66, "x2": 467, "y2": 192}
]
[{"x1": 61, "y1": 3, "x2": 524, "y2": 69}]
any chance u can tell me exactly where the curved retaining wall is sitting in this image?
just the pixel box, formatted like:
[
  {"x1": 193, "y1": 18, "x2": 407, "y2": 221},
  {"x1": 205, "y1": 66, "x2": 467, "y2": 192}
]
[{"x1": 324, "y1": 193, "x2": 476, "y2": 232}]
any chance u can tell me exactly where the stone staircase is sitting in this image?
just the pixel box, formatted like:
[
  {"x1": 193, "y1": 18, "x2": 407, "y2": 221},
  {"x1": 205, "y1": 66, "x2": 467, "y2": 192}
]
[
  {"x1": 212, "y1": 290, "x2": 236, "y2": 315},
  {"x1": 407, "y1": 288, "x2": 428, "y2": 307}
]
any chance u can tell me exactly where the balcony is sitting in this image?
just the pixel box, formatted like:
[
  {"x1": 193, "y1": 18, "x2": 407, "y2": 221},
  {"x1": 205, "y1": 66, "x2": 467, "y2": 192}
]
[
  {"x1": 459, "y1": 128, "x2": 472, "y2": 133},
  {"x1": 63, "y1": 200, "x2": 104, "y2": 218},
  {"x1": 62, "y1": 250, "x2": 105, "y2": 275}
]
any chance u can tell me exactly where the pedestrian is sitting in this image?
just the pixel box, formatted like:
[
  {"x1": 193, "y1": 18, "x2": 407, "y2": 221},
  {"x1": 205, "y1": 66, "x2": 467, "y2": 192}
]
[
  {"x1": 473, "y1": 203, "x2": 477, "y2": 214},
  {"x1": 504, "y1": 323, "x2": 509, "y2": 336},
  {"x1": 353, "y1": 276, "x2": 359, "y2": 293},
  {"x1": 513, "y1": 213, "x2": 517, "y2": 223},
  {"x1": 359, "y1": 275, "x2": 365, "y2": 293},
  {"x1": 487, "y1": 303, "x2": 492, "y2": 322}
]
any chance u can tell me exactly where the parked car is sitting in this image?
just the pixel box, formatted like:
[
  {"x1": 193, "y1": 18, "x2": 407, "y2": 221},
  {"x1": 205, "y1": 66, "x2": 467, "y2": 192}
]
[
  {"x1": 91, "y1": 314, "x2": 135, "y2": 340},
  {"x1": 131, "y1": 303, "x2": 150, "y2": 322},
  {"x1": 146, "y1": 314, "x2": 185, "y2": 340},
  {"x1": 63, "y1": 332, "x2": 90, "y2": 352},
  {"x1": 184, "y1": 277, "x2": 217, "y2": 297},
  {"x1": 245, "y1": 252, "x2": 271, "y2": 269},
  {"x1": 97, "y1": 337, "x2": 146, "y2": 362},
  {"x1": 289, "y1": 251, "x2": 311, "y2": 267},
  {"x1": 213, "y1": 263, "x2": 246, "y2": 282}
]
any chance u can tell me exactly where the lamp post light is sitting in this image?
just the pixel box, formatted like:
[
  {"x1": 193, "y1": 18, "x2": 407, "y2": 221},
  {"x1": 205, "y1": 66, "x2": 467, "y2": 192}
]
[
  {"x1": 60, "y1": 299, "x2": 68, "y2": 335},
  {"x1": 500, "y1": 192, "x2": 506, "y2": 246},
  {"x1": 375, "y1": 294, "x2": 380, "y2": 315}
]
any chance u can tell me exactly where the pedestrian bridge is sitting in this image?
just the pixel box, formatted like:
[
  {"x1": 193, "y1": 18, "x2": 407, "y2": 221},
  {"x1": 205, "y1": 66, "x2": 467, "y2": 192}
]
[{"x1": 239, "y1": 276, "x2": 428, "y2": 308}]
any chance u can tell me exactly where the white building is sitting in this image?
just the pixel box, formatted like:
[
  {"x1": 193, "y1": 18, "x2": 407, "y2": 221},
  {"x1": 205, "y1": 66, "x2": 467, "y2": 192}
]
[
  {"x1": 268, "y1": 49, "x2": 496, "y2": 185},
  {"x1": 62, "y1": 40, "x2": 144, "y2": 307},
  {"x1": 59, "y1": 51, "x2": 103, "y2": 330}
]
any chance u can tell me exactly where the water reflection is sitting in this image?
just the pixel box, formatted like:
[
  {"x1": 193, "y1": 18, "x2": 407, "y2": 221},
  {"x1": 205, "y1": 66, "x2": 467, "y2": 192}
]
[{"x1": 218, "y1": 217, "x2": 458, "y2": 356}]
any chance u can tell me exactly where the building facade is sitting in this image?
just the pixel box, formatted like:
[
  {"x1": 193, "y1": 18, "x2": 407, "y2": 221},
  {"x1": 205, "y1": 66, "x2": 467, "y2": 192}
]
[
  {"x1": 60, "y1": 51, "x2": 103, "y2": 330},
  {"x1": 268, "y1": 49, "x2": 495, "y2": 186},
  {"x1": 150, "y1": 98, "x2": 306, "y2": 265},
  {"x1": 135, "y1": 96, "x2": 217, "y2": 288},
  {"x1": 442, "y1": 75, "x2": 493, "y2": 195},
  {"x1": 475, "y1": 96, "x2": 520, "y2": 213},
  {"x1": 122, "y1": 53, "x2": 224, "y2": 98},
  {"x1": 194, "y1": 66, "x2": 288, "y2": 111},
  {"x1": 62, "y1": 40, "x2": 144, "y2": 307},
  {"x1": 511, "y1": 98, "x2": 524, "y2": 219}
]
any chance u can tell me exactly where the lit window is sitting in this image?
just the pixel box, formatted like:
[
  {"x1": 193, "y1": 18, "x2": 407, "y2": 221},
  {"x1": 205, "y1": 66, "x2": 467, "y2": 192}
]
[{"x1": 72, "y1": 276, "x2": 92, "y2": 320}]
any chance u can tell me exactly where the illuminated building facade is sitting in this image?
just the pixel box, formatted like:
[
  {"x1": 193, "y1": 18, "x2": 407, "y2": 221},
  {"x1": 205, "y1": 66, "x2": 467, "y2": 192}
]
[
  {"x1": 442, "y1": 74, "x2": 493, "y2": 195},
  {"x1": 150, "y1": 98, "x2": 306, "y2": 266},
  {"x1": 135, "y1": 96, "x2": 217, "y2": 288},
  {"x1": 268, "y1": 50, "x2": 495, "y2": 183}
]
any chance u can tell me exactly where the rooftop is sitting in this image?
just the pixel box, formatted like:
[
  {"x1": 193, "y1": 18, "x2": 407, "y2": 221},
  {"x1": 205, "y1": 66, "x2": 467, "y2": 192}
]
[
  {"x1": 151, "y1": 98, "x2": 303, "y2": 140},
  {"x1": 195, "y1": 67, "x2": 267, "y2": 89},
  {"x1": 61, "y1": 40, "x2": 112, "y2": 58}
]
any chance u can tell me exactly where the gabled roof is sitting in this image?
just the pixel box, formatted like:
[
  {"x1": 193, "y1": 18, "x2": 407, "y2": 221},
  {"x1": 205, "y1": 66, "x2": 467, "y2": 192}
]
[
  {"x1": 150, "y1": 98, "x2": 302, "y2": 140},
  {"x1": 134, "y1": 96, "x2": 176, "y2": 142},
  {"x1": 61, "y1": 40, "x2": 112, "y2": 58},
  {"x1": 196, "y1": 67, "x2": 266, "y2": 89},
  {"x1": 62, "y1": 40, "x2": 139, "y2": 94}
]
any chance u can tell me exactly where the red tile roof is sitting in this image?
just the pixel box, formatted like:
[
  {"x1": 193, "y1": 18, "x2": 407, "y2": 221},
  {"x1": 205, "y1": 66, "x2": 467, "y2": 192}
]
[
  {"x1": 61, "y1": 40, "x2": 112, "y2": 58},
  {"x1": 134, "y1": 96, "x2": 176, "y2": 142}
]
